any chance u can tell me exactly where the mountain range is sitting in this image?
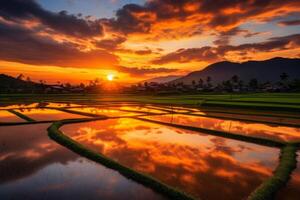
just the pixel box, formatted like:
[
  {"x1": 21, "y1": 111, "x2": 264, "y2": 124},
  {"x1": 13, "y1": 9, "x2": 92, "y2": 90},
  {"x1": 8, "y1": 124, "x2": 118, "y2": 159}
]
[
  {"x1": 141, "y1": 75, "x2": 181, "y2": 84},
  {"x1": 170, "y1": 57, "x2": 300, "y2": 85}
]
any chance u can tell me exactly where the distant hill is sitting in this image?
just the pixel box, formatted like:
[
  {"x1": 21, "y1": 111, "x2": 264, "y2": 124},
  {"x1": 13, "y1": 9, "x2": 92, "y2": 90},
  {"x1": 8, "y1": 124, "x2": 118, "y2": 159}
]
[
  {"x1": 141, "y1": 75, "x2": 181, "y2": 84},
  {"x1": 0, "y1": 74, "x2": 44, "y2": 92},
  {"x1": 171, "y1": 57, "x2": 300, "y2": 85}
]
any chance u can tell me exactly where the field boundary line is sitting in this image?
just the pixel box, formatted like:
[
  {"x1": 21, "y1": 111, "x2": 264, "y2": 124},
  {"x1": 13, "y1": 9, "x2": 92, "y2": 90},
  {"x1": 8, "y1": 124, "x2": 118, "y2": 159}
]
[{"x1": 47, "y1": 119, "x2": 197, "y2": 200}]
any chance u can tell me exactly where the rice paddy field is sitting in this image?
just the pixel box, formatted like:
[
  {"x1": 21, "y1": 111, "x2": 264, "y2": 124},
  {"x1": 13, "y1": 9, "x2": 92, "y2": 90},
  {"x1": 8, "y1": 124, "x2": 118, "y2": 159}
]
[{"x1": 1, "y1": 93, "x2": 300, "y2": 200}]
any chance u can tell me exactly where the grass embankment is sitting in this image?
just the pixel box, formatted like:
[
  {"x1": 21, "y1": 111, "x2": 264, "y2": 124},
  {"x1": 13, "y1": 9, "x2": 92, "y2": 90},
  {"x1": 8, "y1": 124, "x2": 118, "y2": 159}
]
[
  {"x1": 8, "y1": 109, "x2": 35, "y2": 122},
  {"x1": 47, "y1": 119, "x2": 196, "y2": 200},
  {"x1": 137, "y1": 117, "x2": 284, "y2": 148},
  {"x1": 248, "y1": 145, "x2": 298, "y2": 200},
  {"x1": 2, "y1": 93, "x2": 300, "y2": 113}
]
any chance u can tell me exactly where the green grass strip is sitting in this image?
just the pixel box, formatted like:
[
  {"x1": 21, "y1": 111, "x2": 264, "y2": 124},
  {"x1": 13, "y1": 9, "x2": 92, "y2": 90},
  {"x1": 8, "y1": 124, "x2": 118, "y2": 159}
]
[
  {"x1": 8, "y1": 109, "x2": 35, "y2": 122},
  {"x1": 136, "y1": 117, "x2": 284, "y2": 148},
  {"x1": 247, "y1": 145, "x2": 298, "y2": 200},
  {"x1": 206, "y1": 99, "x2": 300, "y2": 106},
  {"x1": 202, "y1": 102, "x2": 300, "y2": 112},
  {"x1": 47, "y1": 119, "x2": 196, "y2": 200}
]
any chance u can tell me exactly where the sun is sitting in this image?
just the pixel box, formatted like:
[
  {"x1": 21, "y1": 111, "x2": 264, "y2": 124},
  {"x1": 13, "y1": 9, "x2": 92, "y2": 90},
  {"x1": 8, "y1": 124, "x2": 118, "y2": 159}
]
[{"x1": 106, "y1": 74, "x2": 115, "y2": 81}]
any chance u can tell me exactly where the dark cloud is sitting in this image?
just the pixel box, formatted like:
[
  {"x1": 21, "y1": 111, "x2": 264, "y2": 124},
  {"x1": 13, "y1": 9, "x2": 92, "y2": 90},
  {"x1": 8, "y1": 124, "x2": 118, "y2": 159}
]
[
  {"x1": 106, "y1": 0, "x2": 300, "y2": 34},
  {"x1": 134, "y1": 49, "x2": 153, "y2": 55},
  {"x1": 116, "y1": 66, "x2": 178, "y2": 76},
  {"x1": 0, "y1": 22, "x2": 118, "y2": 68},
  {"x1": 95, "y1": 36, "x2": 127, "y2": 50},
  {"x1": 152, "y1": 34, "x2": 300, "y2": 64},
  {"x1": 0, "y1": 0, "x2": 103, "y2": 37},
  {"x1": 278, "y1": 20, "x2": 300, "y2": 26},
  {"x1": 213, "y1": 27, "x2": 263, "y2": 46},
  {"x1": 152, "y1": 46, "x2": 221, "y2": 64}
]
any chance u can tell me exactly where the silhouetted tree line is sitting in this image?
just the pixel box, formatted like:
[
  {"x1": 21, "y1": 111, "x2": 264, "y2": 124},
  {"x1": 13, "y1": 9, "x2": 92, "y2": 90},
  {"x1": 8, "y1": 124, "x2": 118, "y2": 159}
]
[{"x1": 131, "y1": 72, "x2": 300, "y2": 94}]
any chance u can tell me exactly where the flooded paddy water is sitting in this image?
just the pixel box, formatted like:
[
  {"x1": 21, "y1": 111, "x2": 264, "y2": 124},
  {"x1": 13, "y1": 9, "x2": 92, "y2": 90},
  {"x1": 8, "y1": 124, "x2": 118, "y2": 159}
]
[
  {"x1": 0, "y1": 110, "x2": 25, "y2": 123},
  {"x1": 0, "y1": 102, "x2": 299, "y2": 199},
  {"x1": 0, "y1": 124, "x2": 165, "y2": 200},
  {"x1": 140, "y1": 114, "x2": 300, "y2": 142},
  {"x1": 66, "y1": 107, "x2": 142, "y2": 117},
  {"x1": 14, "y1": 108, "x2": 86, "y2": 121},
  {"x1": 61, "y1": 118, "x2": 279, "y2": 200}
]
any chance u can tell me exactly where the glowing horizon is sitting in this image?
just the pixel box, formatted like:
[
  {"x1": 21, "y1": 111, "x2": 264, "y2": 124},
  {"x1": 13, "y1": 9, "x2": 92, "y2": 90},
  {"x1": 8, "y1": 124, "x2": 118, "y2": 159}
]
[{"x1": 0, "y1": 0, "x2": 299, "y2": 84}]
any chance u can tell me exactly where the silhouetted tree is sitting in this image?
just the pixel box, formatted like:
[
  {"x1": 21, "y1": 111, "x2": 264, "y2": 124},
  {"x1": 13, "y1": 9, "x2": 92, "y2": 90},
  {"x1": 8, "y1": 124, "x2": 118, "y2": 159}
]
[
  {"x1": 144, "y1": 82, "x2": 148, "y2": 88},
  {"x1": 17, "y1": 74, "x2": 24, "y2": 80},
  {"x1": 79, "y1": 83, "x2": 85, "y2": 88},
  {"x1": 192, "y1": 80, "x2": 196, "y2": 88},
  {"x1": 198, "y1": 78, "x2": 204, "y2": 88},
  {"x1": 65, "y1": 83, "x2": 71, "y2": 89},
  {"x1": 222, "y1": 80, "x2": 232, "y2": 91},
  {"x1": 248, "y1": 78, "x2": 258, "y2": 90},
  {"x1": 280, "y1": 72, "x2": 289, "y2": 82},
  {"x1": 231, "y1": 75, "x2": 239, "y2": 84},
  {"x1": 206, "y1": 76, "x2": 212, "y2": 89}
]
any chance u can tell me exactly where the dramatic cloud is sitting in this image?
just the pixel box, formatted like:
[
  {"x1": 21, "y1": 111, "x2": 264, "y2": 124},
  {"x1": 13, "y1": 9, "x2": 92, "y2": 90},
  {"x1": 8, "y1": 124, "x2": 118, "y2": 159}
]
[
  {"x1": 213, "y1": 27, "x2": 262, "y2": 46},
  {"x1": 106, "y1": 0, "x2": 300, "y2": 36},
  {"x1": 278, "y1": 20, "x2": 300, "y2": 26},
  {"x1": 0, "y1": 22, "x2": 118, "y2": 68},
  {"x1": 0, "y1": 0, "x2": 103, "y2": 37},
  {"x1": 0, "y1": 0, "x2": 299, "y2": 82},
  {"x1": 116, "y1": 66, "x2": 178, "y2": 76},
  {"x1": 95, "y1": 36, "x2": 127, "y2": 51},
  {"x1": 152, "y1": 34, "x2": 300, "y2": 64}
]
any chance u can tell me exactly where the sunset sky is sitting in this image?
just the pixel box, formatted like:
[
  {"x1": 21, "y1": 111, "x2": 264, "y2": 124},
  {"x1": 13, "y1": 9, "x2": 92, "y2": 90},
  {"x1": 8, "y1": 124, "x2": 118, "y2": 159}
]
[{"x1": 0, "y1": 0, "x2": 300, "y2": 84}]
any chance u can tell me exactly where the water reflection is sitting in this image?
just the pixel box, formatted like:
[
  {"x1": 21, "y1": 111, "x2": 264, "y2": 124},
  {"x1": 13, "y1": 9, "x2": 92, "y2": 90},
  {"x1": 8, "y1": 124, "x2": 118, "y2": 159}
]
[
  {"x1": 141, "y1": 114, "x2": 300, "y2": 142},
  {"x1": 0, "y1": 110, "x2": 25, "y2": 122},
  {"x1": 119, "y1": 106, "x2": 167, "y2": 114},
  {"x1": 42, "y1": 102, "x2": 81, "y2": 108},
  {"x1": 0, "y1": 103, "x2": 39, "y2": 109},
  {"x1": 276, "y1": 151, "x2": 300, "y2": 200},
  {"x1": 191, "y1": 111, "x2": 300, "y2": 125},
  {"x1": 0, "y1": 124, "x2": 165, "y2": 200},
  {"x1": 147, "y1": 105, "x2": 199, "y2": 113},
  {"x1": 68, "y1": 107, "x2": 141, "y2": 117},
  {"x1": 198, "y1": 108, "x2": 300, "y2": 119},
  {"x1": 15, "y1": 108, "x2": 86, "y2": 121},
  {"x1": 61, "y1": 118, "x2": 279, "y2": 200}
]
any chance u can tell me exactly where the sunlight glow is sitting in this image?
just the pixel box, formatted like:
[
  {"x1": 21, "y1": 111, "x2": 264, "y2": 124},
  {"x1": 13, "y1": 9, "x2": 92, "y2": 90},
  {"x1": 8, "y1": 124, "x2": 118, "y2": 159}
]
[{"x1": 106, "y1": 74, "x2": 115, "y2": 81}]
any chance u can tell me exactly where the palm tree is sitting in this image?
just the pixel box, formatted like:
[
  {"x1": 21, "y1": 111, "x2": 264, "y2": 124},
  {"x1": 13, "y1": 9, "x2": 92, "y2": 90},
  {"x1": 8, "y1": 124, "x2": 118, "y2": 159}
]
[
  {"x1": 206, "y1": 76, "x2": 212, "y2": 89},
  {"x1": 191, "y1": 80, "x2": 196, "y2": 89},
  {"x1": 17, "y1": 73, "x2": 24, "y2": 80},
  {"x1": 198, "y1": 78, "x2": 204, "y2": 88}
]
